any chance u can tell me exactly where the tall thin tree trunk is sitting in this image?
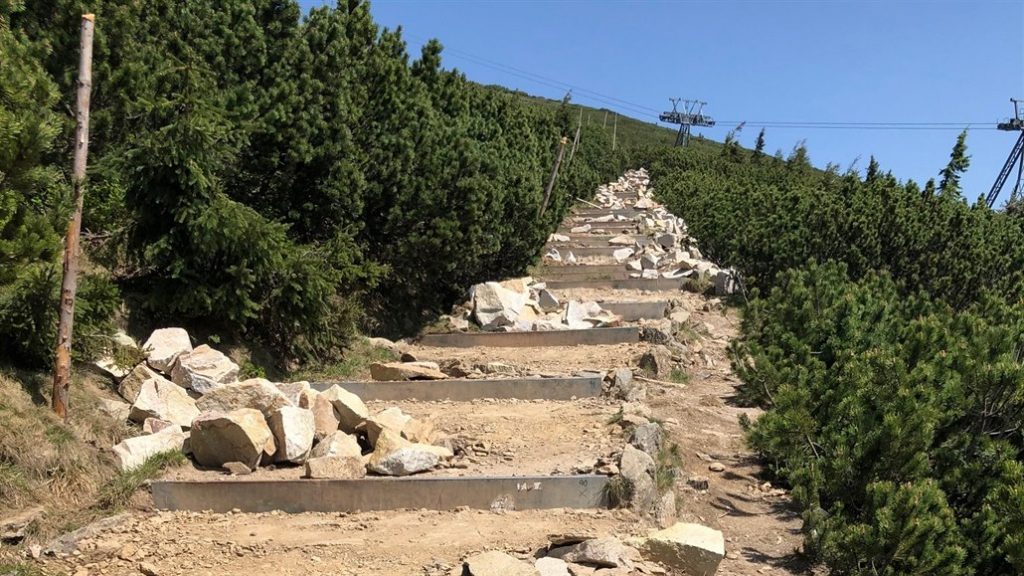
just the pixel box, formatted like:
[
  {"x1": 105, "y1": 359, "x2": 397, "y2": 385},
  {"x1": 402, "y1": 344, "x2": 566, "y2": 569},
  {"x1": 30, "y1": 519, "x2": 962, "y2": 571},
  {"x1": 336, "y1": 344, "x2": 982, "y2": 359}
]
[{"x1": 52, "y1": 14, "x2": 95, "y2": 418}]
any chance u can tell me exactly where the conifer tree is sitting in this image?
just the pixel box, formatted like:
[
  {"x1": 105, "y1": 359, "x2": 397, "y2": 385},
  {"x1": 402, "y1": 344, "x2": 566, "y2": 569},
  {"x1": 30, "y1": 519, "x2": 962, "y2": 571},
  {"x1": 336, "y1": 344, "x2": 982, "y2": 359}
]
[{"x1": 939, "y1": 130, "x2": 970, "y2": 199}]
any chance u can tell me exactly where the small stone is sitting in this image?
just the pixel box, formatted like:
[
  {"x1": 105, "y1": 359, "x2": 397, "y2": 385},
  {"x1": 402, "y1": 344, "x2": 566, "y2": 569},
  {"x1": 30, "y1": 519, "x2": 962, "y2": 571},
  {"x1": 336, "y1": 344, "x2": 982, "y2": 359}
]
[
  {"x1": 222, "y1": 461, "x2": 252, "y2": 476},
  {"x1": 142, "y1": 417, "x2": 178, "y2": 435},
  {"x1": 367, "y1": 428, "x2": 451, "y2": 476},
  {"x1": 464, "y1": 550, "x2": 539, "y2": 576},
  {"x1": 709, "y1": 462, "x2": 726, "y2": 472},
  {"x1": 688, "y1": 476, "x2": 710, "y2": 490},
  {"x1": 548, "y1": 537, "x2": 635, "y2": 569},
  {"x1": 139, "y1": 561, "x2": 160, "y2": 576}
]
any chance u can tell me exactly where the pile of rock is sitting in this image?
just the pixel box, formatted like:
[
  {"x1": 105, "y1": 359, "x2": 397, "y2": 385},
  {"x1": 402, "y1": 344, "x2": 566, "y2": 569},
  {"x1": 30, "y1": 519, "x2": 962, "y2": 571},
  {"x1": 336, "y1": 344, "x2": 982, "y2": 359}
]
[
  {"x1": 459, "y1": 523, "x2": 725, "y2": 575},
  {"x1": 103, "y1": 328, "x2": 452, "y2": 477},
  {"x1": 439, "y1": 277, "x2": 620, "y2": 332},
  {"x1": 545, "y1": 168, "x2": 737, "y2": 295}
]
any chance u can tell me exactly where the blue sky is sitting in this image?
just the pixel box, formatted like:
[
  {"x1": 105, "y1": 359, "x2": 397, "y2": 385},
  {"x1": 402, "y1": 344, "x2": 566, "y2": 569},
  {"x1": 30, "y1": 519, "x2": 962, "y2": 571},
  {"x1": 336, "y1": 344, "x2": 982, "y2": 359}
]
[{"x1": 302, "y1": 0, "x2": 1024, "y2": 203}]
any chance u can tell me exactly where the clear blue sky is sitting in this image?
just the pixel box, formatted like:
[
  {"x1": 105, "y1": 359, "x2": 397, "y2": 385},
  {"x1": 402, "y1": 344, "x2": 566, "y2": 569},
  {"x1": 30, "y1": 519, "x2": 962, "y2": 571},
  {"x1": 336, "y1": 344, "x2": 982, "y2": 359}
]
[{"x1": 302, "y1": 0, "x2": 1024, "y2": 203}]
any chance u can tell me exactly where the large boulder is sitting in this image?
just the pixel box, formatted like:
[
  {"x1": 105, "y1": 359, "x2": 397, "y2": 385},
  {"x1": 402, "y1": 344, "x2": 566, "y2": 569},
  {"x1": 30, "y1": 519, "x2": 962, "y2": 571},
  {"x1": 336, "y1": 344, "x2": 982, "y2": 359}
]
[
  {"x1": 275, "y1": 381, "x2": 311, "y2": 406},
  {"x1": 267, "y1": 406, "x2": 315, "y2": 463},
  {"x1": 369, "y1": 361, "x2": 447, "y2": 381},
  {"x1": 111, "y1": 427, "x2": 186, "y2": 472},
  {"x1": 639, "y1": 523, "x2": 725, "y2": 576},
  {"x1": 638, "y1": 345, "x2": 673, "y2": 378},
  {"x1": 630, "y1": 422, "x2": 662, "y2": 457},
  {"x1": 170, "y1": 345, "x2": 239, "y2": 394},
  {"x1": 142, "y1": 328, "x2": 193, "y2": 373},
  {"x1": 534, "y1": 557, "x2": 570, "y2": 576},
  {"x1": 190, "y1": 409, "x2": 275, "y2": 470},
  {"x1": 367, "y1": 428, "x2": 451, "y2": 476},
  {"x1": 310, "y1": 393, "x2": 341, "y2": 440},
  {"x1": 619, "y1": 445, "x2": 657, "y2": 513},
  {"x1": 472, "y1": 281, "x2": 527, "y2": 329},
  {"x1": 364, "y1": 407, "x2": 412, "y2": 447},
  {"x1": 118, "y1": 364, "x2": 162, "y2": 404},
  {"x1": 464, "y1": 551, "x2": 539, "y2": 576},
  {"x1": 310, "y1": 431, "x2": 362, "y2": 459},
  {"x1": 195, "y1": 378, "x2": 291, "y2": 418},
  {"x1": 129, "y1": 376, "x2": 200, "y2": 429},
  {"x1": 319, "y1": 385, "x2": 368, "y2": 433}
]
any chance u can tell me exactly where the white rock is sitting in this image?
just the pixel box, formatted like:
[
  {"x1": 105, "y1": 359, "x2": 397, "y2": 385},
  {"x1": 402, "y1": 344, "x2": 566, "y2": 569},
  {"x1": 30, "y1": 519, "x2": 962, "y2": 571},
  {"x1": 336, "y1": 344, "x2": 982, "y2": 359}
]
[
  {"x1": 310, "y1": 431, "x2": 362, "y2": 459},
  {"x1": 534, "y1": 557, "x2": 570, "y2": 576},
  {"x1": 640, "y1": 523, "x2": 725, "y2": 575},
  {"x1": 549, "y1": 537, "x2": 635, "y2": 569},
  {"x1": 608, "y1": 235, "x2": 635, "y2": 246},
  {"x1": 642, "y1": 269, "x2": 660, "y2": 279},
  {"x1": 548, "y1": 233, "x2": 570, "y2": 242},
  {"x1": 570, "y1": 224, "x2": 591, "y2": 233},
  {"x1": 275, "y1": 381, "x2": 311, "y2": 406},
  {"x1": 142, "y1": 328, "x2": 193, "y2": 373},
  {"x1": 190, "y1": 408, "x2": 275, "y2": 470},
  {"x1": 612, "y1": 248, "x2": 635, "y2": 263},
  {"x1": 130, "y1": 376, "x2": 200, "y2": 429},
  {"x1": 641, "y1": 253, "x2": 660, "y2": 270},
  {"x1": 170, "y1": 344, "x2": 239, "y2": 394},
  {"x1": 304, "y1": 455, "x2": 365, "y2": 479},
  {"x1": 364, "y1": 406, "x2": 413, "y2": 447},
  {"x1": 267, "y1": 406, "x2": 315, "y2": 463},
  {"x1": 310, "y1": 392, "x2": 341, "y2": 440},
  {"x1": 118, "y1": 364, "x2": 161, "y2": 404},
  {"x1": 472, "y1": 282, "x2": 528, "y2": 330},
  {"x1": 537, "y1": 289, "x2": 560, "y2": 312},
  {"x1": 195, "y1": 378, "x2": 291, "y2": 418},
  {"x1": 625, "y1": 259, "x2": 643, "y2": 272},
  {"x1": 111, "y1": 427, "x2": 186, "y2": 472},
  {"x1": 367, "y1": 428, "x2": 451, "y2": 476},
  {"x1": 319, "y1": 385, "x2": 369, "y2": 433},
  {"x1": 544, "y1": 248, "x2": 562, "y2": 262},
  {"x1": 369, "y1": 361, "x2": 448, "y2": 381}
]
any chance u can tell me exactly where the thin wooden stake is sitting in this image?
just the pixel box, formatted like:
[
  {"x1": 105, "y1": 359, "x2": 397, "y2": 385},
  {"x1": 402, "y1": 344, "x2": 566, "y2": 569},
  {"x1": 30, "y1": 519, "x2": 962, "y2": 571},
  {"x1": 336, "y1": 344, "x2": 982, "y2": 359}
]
[
  {"x1": 539, "y1": 136, "x2": 569, "y2": 217},
  {"x1": 52, "y1": 13, "x2": 95, "y2": 418}
]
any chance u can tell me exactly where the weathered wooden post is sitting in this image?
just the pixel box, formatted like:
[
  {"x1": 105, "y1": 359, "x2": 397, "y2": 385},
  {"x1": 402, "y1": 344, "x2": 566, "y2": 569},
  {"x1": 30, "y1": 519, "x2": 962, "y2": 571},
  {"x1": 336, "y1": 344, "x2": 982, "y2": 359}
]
[{"x1": 52, "y1": 13, "x2": 95, "y2": 418}]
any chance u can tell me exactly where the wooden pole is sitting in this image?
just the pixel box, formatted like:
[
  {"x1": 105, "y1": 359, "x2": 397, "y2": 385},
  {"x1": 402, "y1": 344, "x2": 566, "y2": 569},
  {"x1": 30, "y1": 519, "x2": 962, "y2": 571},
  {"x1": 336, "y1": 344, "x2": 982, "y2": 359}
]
[
  {"x1": 539, "y1": 136, "x2": 569, "y2": 217},
  {"x1": 612, "y1": 113, "x2": 618, "y2": 151},
  {"x1": 52, "y1": 14, "x2": 95, "y2": 418}
]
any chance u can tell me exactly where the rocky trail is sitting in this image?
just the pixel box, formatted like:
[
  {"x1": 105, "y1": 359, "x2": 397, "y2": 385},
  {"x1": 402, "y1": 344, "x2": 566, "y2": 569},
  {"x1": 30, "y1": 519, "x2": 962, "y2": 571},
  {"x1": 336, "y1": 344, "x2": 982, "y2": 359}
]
[{"x1": 22, "y1": 170, "x2": 810, "y2": 576}]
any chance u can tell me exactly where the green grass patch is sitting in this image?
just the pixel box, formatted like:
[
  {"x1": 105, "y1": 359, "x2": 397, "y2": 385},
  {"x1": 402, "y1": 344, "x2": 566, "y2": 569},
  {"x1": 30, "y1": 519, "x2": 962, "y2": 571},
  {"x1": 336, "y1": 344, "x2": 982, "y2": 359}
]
[
  {"x1": 606, "y1": 407, "x2": 624, "y2": 425},
  {"x1": 667, "y1": 369, "x2": 690, "y2": 385},
  {"x1": 96, "y1": 450, "x2": 186, "y2": 511},
  {"x1": 654, "y1": 442, "x2": 684, "y2": 493},
  {"x1": 0, "y1": 562, "x2": 47, "y2": 576},
  {"x1": 289, "y1": 338, "x2": 397, "y2": 381}
]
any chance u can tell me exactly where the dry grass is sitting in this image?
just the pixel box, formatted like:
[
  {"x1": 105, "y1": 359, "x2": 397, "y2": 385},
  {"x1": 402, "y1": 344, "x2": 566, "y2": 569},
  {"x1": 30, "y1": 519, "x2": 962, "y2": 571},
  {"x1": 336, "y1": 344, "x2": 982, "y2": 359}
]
[{"x1": 0, "y1": 367, "x2": 131, "y2": 541}]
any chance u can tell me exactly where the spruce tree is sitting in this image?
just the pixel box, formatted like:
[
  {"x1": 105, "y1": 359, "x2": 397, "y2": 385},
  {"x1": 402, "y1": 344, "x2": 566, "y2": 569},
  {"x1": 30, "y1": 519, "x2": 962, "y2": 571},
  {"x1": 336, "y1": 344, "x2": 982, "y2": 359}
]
[{"x1": 939, "y1": 130, "x2": 970, "y2": 199}]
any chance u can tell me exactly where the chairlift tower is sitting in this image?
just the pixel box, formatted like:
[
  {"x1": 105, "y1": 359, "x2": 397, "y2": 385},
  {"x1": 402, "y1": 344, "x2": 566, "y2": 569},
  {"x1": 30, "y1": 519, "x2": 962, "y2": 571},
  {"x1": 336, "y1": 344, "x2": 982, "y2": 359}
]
[
  {"x1": 986, "y1": 98, "x2": 1024, "y2": 208},
  {"x1": 659, "y1": 98, "x2": 715, "y2": 147}
]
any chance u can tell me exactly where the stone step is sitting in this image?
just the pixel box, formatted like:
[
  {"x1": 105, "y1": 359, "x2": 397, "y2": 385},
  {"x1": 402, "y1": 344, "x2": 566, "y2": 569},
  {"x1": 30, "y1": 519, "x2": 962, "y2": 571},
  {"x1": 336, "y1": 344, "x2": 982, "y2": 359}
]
[
  {"x1": 309, "y1": 376, "x2": 603, "y2": 402},
  {"x1": 152, "y1": 475, "x2": 610, "y2": 513},
  {"x1": 570, "y1": 208, "x2": 645, "y2": 218},
  {"x1": 544, "y1": 246, "x2": 641, "y2": 258},
  {"x1": 417, "y1": 327, "x2": 639, "y2": 348},
  {"x1": 548, "y1": 234, "x2": 647, "y2": 246},
  {"x1": 544, "y1": 278, "x2": 687, "y2": 291},
  {"x1": 536, "y1": 264, "x2": 630, "y2": 279},
  {"x1": 602, "y1": 301, "x2": 669, "y2": 320}
]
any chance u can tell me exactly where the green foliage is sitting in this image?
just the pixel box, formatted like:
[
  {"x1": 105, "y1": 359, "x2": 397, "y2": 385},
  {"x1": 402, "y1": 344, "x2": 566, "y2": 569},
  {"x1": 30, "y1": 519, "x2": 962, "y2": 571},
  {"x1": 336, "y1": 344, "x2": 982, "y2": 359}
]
[
  {"x1": 651, "y1": 135, "x2": 1024, "y2": 574},
  {"x1": 5, "y1": 0, "x2": 631, "y2": 366},
  {"x1": 0, "y1": 3, "x2": 117, "y2": 368},
  {"x1": 96, "y1": 450, "x2": 186, "y2": 510}
]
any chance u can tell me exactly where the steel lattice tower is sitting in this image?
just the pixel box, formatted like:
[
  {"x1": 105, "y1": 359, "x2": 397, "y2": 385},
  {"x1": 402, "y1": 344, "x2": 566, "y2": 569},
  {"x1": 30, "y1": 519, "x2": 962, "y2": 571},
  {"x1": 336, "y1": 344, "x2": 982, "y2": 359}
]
[{"x1": 659, "y1": 98, "x2": 715, "y2": 147}]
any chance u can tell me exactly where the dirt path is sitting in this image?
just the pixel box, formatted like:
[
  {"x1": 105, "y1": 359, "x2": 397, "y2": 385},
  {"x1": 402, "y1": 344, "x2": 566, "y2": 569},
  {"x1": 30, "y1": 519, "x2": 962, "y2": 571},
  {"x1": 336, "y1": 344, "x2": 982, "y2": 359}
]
[{"x1": 31, "y1": 172, "x2": 812, "y2": 576}]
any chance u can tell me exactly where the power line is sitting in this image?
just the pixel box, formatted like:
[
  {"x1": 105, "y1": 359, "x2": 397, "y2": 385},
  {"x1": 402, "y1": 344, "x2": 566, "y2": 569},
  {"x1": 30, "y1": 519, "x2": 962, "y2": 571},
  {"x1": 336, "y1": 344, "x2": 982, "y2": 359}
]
[{"x1": 404, "y1": 34, "x2": 1002, "y2": 132}]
